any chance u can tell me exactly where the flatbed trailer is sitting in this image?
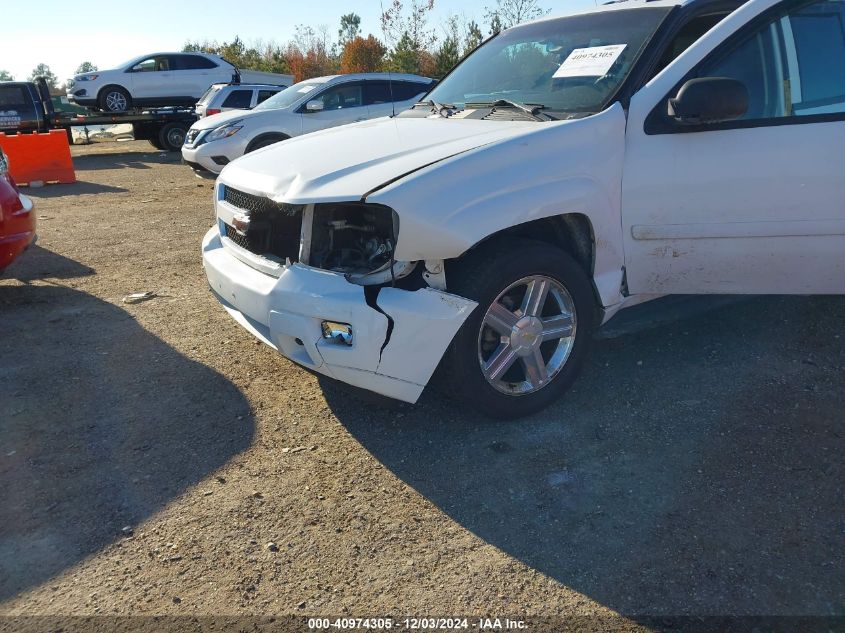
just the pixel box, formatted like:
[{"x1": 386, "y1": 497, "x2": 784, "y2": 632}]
[
  {"x1": 1, "y1": 77, "x2": 196, "y2": 151},
  {"x1": 52, "y1": 107, "x2": 196, "y2": 151}
]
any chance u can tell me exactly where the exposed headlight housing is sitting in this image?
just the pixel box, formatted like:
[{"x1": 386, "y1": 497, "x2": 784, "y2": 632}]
[
  {"x1": 306, "y1": 202, "x2": 414, "y2": 284},
  {"x1": 206, "y1": 122, "x2": 244, "y2": 143}
]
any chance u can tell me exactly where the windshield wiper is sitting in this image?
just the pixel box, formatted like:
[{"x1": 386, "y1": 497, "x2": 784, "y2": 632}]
[
  {"x1": 413, "y1": 99, "x2": 454, "y2": 118},
  {"x1": 469, "y1": 99, "x2": 555, "y2": 121}
]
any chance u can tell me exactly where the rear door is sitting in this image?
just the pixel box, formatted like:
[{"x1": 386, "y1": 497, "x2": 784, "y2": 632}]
[
  {"x1": 621, "y1": 0, "x2": 845, "y2": 294},
  {"x1": 300, "y1": 81, "x2": 368, "y2": 134},
  {"x1": 171, "y1": 54, "x2": 220, "y2": 98}
]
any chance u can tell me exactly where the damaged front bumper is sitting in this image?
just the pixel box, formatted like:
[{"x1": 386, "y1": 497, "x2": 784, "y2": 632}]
[{"x1": 202, "y1": 227, "x2": 477, "y2": 403}]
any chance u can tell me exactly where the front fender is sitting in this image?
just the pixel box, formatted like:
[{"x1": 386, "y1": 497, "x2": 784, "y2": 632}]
[{"x1": 367, "y1": 103, "x2": 628, "y2": 308}]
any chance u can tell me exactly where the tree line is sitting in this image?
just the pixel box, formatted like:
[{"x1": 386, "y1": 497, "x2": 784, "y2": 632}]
[
  {"x1": 2, "y1": 0, "x2": 549, "y2": 89},
  {"x1": 183, "y1": 0, "x2": 549, "y2": 82}
]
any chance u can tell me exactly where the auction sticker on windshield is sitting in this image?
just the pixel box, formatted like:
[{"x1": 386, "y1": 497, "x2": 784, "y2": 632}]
[{"x1": 553, "y1": 44, "x2": 627, "y2": 78}]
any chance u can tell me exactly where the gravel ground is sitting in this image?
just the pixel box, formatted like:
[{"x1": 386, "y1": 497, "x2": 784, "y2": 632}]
[{"x1": 0, "y1": 141, "x2": 842, "y2": 629}]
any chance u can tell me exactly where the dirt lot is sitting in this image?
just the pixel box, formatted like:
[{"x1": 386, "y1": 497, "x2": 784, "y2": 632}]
[{"x1": 0, "y1": 141, "x2": 843, "y2": 628}]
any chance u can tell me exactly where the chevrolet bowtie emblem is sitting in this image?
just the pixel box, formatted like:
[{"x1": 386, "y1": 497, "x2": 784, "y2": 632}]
[{"x1": 232, "y1": 213, "x2": 250, "y2": 233}]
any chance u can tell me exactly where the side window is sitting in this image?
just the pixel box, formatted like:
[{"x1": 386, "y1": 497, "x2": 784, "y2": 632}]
[
  {"x1": 155, "y1": 57, "x2": 171, "y2": 72},
  {"x1": 221, "y1": 90, "x2": 252, "y2": 108},
  {"x1": 0, "y1": 85, "x2": 34, "y2": 110},
  {"x1": 396, "y1": 81, "x2": 430, "y2": 101},
  {"x1": 131, "y1": 57, "x2": 157, "y2": 72},
  {"x1": 364, "y1": 82, "x2": 392, "y2": 104},
  {"x1": 316, "y1": 83, "x2": 364, "y2": 109},
  {"x1": 696, "y1": 0, "x2": 845, "y2": 121},
  {"x1": 172, "y1": 55, "x2": 216, "y2": 70},
  {"x1": 257, "y1": 90, "x2": 278, "y2": 104},
  {"x1": 188, "y1": 55, "x2": 218, "y2": 69},
  {"x1": 0, "y1": 85, "x2": 36, "y2": 119},
  {"x1": 788, "y1": 3, "x2": 845, "y2": 113},
  {"x1": 170, "y1": 55, "x2": 190, "y2": 71}
]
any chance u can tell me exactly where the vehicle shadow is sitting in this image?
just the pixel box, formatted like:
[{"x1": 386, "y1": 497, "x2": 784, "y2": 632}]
[
  {"x1": 70, "y1": 148, "x2": 179, "y2": 172},
  {"x1": 22, "y1": 181, "x2": 128, "y2": 197},
  {"x1": 321, "y1": 295, "x2": 844, "y2": 617},
  {"x1": 0, "y1": 282, "x2": 254, "y2": 602},
  {"x1": 1, "y1": 245, "x2": 94, "y2": 283}
]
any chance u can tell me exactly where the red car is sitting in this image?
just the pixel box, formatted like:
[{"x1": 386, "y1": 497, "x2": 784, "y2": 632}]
[{"x1": 0, "y1": 147, "x2": 36, "y2": 273}]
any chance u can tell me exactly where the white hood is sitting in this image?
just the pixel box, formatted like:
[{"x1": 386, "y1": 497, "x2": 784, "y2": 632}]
[{"x1": 217, "y1": 116, "x2": 542, "y2": 204}]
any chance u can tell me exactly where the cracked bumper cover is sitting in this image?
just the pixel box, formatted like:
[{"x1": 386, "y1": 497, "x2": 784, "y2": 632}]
[{"x1": 202, "y1": 227, "x2": 477, "y2": 403}]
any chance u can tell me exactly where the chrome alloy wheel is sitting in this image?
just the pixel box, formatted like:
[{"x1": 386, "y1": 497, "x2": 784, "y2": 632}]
[
  {"x1": 477, "y1": 275, "x2": 577, "y2": 396},
  {"x1": 105, "y1": 91, "x2": 127, "y2": 111}
]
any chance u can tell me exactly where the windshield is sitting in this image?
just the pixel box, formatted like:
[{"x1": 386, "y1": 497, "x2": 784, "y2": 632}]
[
  {"x1": 253, "y1": 82, "x2": 324, "y2": 111},
  {"x1": 427, "y1": 8, "x2": 671, "y2": 114},
  {"x1": 117, "y1": 57, "x2": 142, "y2": 71}
]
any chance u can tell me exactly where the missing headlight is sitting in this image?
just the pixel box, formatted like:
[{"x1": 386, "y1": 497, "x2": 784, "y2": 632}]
[{"x1": 308, "y1": 203, "x2": 399, "y2": 275}]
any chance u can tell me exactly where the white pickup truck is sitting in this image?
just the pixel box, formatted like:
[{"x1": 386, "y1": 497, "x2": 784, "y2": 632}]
[{"x1": 202, "y1": 0, "x2": 845, "y2": 418}]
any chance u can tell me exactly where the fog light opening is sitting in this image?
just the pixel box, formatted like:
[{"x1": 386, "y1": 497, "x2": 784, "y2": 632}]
[{"x1": 321, "y1": 321, "x2": 353, "y2": 346}]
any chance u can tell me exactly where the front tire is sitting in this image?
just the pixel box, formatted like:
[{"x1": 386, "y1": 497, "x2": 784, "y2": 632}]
[
  {"x1": 98, "y1": 86, "x2": 131, "y2": 113},
  {"x1": 444, "y1": 238, "x2": 595, "y2": 419}
]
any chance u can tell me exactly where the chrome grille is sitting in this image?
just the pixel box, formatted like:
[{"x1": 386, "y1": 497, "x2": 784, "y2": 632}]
[
  {"x1": 223, "y1": 186, "x2": 292, "y2": 216},
  {"x1": 220, "y1": 186, "x2": 304, "y2": 262},
  {"x1": 224, "y1": 224, "x2": 253, "y2": 251}
]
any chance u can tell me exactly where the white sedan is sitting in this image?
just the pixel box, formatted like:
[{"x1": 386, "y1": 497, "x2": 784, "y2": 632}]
[
  {"x1": 67, "y1": 52, "x2": 291, "y2": 112},
  {"x1": 181, "y1": 73, "x2": 435, "y2": 175}
]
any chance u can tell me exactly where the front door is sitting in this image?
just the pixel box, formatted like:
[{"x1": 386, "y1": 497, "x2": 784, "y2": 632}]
[
  {"x1": 300, "y1": 82, "x2": 369, "y2": 135},
  {"x1": 127, "y1": 56, "x2": 174, "y2": 99},
  {"x1": 622, "y1": 0, "x2": 845, "y2": 294}
]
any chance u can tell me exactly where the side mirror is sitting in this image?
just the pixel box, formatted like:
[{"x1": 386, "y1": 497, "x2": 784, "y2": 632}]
[
  {"x1": 669, "y1": 77, "x2": 748, "y2": 125},
  {"x1": 305, "y1": 99, "x2": 324, "y2": 112}
]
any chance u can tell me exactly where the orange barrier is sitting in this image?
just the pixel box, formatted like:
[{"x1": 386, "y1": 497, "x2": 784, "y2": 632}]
[{"x1": 0, "y1": 130, "x2": 76, "y2": 185}]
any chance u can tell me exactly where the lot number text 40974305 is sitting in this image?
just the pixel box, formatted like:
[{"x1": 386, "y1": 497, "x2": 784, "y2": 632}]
[{"x1": 307, "y1": 617, "x2": 528, "y2": 630}]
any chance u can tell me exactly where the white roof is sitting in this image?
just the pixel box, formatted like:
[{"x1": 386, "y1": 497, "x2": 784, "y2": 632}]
[{"x1": 310, "y1": 73, "x2": 433, "y2": 85}]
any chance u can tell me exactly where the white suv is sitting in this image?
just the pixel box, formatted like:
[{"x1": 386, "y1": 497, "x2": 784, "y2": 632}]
[
  {"x1": 182, "y1": 73, "x2": 435, "y2": 175},
  {"x1": 203, "y1": 0, "x2": 845, "y2": 418},
  {"x1": 67, "y1": 52, "x2": 291, "y2": 112},
  {"x1": 196, "y1": 83, "x2": 288, "y2": 118}
]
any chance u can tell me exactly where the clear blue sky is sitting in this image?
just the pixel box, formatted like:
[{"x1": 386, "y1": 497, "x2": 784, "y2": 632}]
[{"x1": 4, "y1": 0, "x2": 595, "y2": 83}]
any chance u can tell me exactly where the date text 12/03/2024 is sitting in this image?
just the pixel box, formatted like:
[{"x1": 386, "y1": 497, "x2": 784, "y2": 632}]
[{"x1": 307, "y1": 617, "x2": 528, "y2": 630}]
